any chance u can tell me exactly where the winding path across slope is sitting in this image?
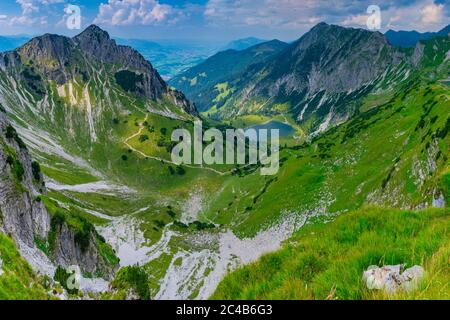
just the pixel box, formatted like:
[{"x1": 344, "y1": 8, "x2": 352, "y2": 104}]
[{"x1": 123, "y1": 114, "x2": 229, "y2": 176}]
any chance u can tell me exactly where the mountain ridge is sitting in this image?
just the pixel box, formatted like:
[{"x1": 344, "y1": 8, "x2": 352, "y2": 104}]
[
  {"x1": 169, "y1": 39, "x2": 288, "y2": 111},
  {"x1": 385, "y1": 24, "x2": 450, "y2": 48},
  {"x1": 221, "y1": 37, "x2": 268, "y2": 51},
  {"x1": 1, "y1": 25, "x2": 197, "y2": 116},
  {"x1": 175, "y1": 22, "x2": 410, "y2": 134}
]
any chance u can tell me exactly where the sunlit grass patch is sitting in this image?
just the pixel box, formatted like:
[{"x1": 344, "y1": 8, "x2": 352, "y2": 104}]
[{"x1": 211, "y1": 207, "x2": 450, "y2": 300}]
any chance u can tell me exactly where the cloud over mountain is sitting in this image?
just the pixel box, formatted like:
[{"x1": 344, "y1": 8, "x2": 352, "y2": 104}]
[{"x1": 94, "y1": 0, "x2": 181, "y2": 26}]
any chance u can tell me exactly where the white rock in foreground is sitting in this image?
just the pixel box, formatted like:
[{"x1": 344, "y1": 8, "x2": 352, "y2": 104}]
[
  {"x1": 0, "y1": 254, "x2": 3, "y2": 276},
  {"x1": 363, "y1": 264, "x2": 424, "y2": 293}
]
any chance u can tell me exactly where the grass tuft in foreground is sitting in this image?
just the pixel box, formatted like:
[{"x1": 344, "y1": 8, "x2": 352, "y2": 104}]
[
  {"x1": 211, "y1": 207, "x2": 450, "y2": 300},
  {"x1": 0, "y1": 233, "x2": 51, "y2": 300}
]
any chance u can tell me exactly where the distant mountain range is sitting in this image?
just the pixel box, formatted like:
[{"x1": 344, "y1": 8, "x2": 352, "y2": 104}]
[
  {"x1": 221, "y1": 37, "x2": 267, "y2": 51},
  {"x1": 114, "y1": 37, "x2": 270, "y2": 80},
  {"x1": 385, "y1": 24, "x2": 450, "y2": 48},
  {"x1": 115, "y1": 38, "x2": 220, "y2": 80},
  {"x1": 0, "y1": 35, "x2": 30, "y2": 52},
  {"x1": 171, "y1": 23, "x2": 400, "y2": 132},
  {"x1": 169, "y1": 39, "x2": 288, "y2": 111}
]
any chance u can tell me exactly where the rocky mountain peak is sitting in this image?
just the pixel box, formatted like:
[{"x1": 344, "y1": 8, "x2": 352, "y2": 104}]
[
  {"x1": 295, "y1": 22, "x2": 387, "y2": 52},
  {"x1": 73, "y1": 24, "x2": 132, "y2": 66},
  {"x1": 75, "y1": 24, "x2": 111, "y2": 41},
  {"x1": 1, "y1": 25, "x2": 197, "y2": 115},
  {"x1": 18, "y1": 33, "x2": 74, "y2": 64},
  {"x1": 255, "y1": 22, "x2": 396, "y2": 97}
]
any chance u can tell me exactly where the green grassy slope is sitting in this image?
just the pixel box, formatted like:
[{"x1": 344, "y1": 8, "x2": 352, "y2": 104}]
[
  {"x1": 210, "y1": 37, "x2": 450, "y2": 300},
  {"x1": 0, "y1": 233, "x2": 51, "y2": 300},
  {"x1": 212, "y1": 207, "x2": 450, "y2": 300},
  {"x1": 204, "y1": 77, "x2": 449, "y2": 236}
]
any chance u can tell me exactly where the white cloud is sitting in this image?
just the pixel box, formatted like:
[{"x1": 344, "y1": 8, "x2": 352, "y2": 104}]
[
  {"x1": 94, "y1": 0, "x2": 178, "y2": 26},
  {"x1": 204, "y1": 0, "x2": 449, "y2": 33},
  {"x1": 342, "y1": 14, "x2": 370, "y2": 27},
  {"x1": 8, "y1": 0, "x2": 65, "y2": 26},
  {"x1": 380, "y1": 0, "x2": 448, "y2": 32},
  {"x1": 420, "y1": 2, "x2": 444, "y2": 25},
  {"x1": 204, "y1": 0, "x2": 328, "y2": 29}
]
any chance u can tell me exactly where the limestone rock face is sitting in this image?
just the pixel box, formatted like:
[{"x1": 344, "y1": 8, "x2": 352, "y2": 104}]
[
  {"x1": 256, "y1": 23, "x2": 400, "y2": 96},
  {"x1": 0, "y1": 112, "x2": 117, "y2": 279},
  {"x1": 0, "y1": 112, "x2": 49, "y2": 247},
  {"x1": 168, "y1": 88, "x2": 199, "y2": 117},
  {"x1": 51, "y1": 223, "x2": 115, "y2": 277},
  {"x1": 363, "y1": 264, "x2": 425, "y2": 293}
]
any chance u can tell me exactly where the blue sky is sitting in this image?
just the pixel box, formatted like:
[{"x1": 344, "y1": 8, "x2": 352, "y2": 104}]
[{"x1": 0, "y1": 0, "x2": 448, "y2": 41}]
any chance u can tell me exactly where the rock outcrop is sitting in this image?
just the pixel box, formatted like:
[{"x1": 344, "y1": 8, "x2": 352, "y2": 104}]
[
  {"x1": 0, "y1": 112, "x2": 118, "y2": 279},
  {"x1": 0, "y1": 113, "x2": 49, "y2": 247},
  {"x1": 363, "y1": 264, "x2": 425, "y2": 293}
]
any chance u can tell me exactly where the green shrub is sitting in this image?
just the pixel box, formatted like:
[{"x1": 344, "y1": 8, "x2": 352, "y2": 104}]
[
  {"x1": 173, "y1": 221, "x2": 188, "y2": 229},
  {"x1": 153, "y1": 220, "x2": 166, "y2": 229},
  {"x1": 6, "y1": 155, "x2": 25, "y2": 182},
  {"x1": 176, "y1": 165, "x2": 186, "y2": 176},
  {"x1": 4, "y1": 125, "x2": 27, "y2": 149},
  {"x1": 114, "y1": 70, "x2": 143, "y2": 92},
  {"x1": 31, "y1": 161, "x2": 41, "y2": 181},
  {"x1": 5, "y1": 125, "x2": 16, "y2": 139},
  {"x1": 111, "y1": 266, "x2": 150, "y2": 300},
  {"x1": 167, "y1": 209, "x2": 176, "y2": 218},
  {"x1": 139, "y1": 135, "x2": 149, "y2": 143},
  {"x1": 51, "y1": 211, "x2": 66, "y2": 228},
  {"x1": 74, "y1": 217, "x2": 94, "y2": 252},
  {"x1": 54, "y1": 266, "x2": 79, "y2": 295},
  {"x1": 13, "y1": 161, "x2": 25, "y2": 182},
  {"x1": 189, "y1": 221, "x2": 215, "y2": 231}
]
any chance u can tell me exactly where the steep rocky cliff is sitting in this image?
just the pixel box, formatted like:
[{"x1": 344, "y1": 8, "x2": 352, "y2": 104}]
[
  {"x1": 0, "y1": 112, "x2": 49, "y2": 247},
  {"x1": 0, "y1": 110, "x2": 118, "y2": 279}
]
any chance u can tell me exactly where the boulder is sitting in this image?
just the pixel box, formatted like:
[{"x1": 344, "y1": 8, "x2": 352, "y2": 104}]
[{"x1": 363, "y1": 264, "x2": 424, "y2": 293}]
